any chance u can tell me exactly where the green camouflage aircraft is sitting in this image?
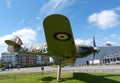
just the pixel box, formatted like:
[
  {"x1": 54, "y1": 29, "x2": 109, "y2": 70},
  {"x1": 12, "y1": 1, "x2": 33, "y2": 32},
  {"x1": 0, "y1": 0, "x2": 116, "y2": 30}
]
[{"x1": 5, "y1": 14, "x2": 99, "y2": 81}]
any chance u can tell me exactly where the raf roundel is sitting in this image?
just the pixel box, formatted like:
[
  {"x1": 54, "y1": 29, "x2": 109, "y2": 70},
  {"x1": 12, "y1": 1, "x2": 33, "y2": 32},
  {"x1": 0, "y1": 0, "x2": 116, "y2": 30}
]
[{"x1": 53, "y1": 32, "x2": 71, "y2": 41}]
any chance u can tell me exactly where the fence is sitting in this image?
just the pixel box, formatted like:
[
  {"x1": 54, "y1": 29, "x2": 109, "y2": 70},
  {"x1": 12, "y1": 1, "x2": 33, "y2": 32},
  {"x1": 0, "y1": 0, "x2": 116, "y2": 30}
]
[
  {"x1": 0, "y1": 68, "x2": 120, "y2": 80},
  {"x1": 0, "y1": 72, "x2": 43, "y2": 80},
  {"x1": 62, "y1": 69, "x2": 120, "y2": 73}
]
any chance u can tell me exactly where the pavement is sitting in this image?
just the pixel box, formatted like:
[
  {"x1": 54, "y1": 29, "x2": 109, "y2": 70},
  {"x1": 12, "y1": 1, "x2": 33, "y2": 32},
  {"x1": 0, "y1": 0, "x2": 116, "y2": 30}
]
[{"x1": 0, "y1": 65, "x2": 120, "y2": 74}]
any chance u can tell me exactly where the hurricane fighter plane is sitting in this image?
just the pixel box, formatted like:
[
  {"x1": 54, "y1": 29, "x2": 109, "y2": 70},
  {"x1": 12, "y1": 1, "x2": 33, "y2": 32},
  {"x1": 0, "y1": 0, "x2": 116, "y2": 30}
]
[{"x1": 5, "y1": 14, "x2": 99, "y2": 81}]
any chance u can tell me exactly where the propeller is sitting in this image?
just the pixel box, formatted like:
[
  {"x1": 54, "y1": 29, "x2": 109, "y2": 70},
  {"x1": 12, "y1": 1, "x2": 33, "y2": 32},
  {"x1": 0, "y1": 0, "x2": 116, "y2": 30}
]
[{"x1": 92, "y1": 36, "x2": 99, "y2": 65}]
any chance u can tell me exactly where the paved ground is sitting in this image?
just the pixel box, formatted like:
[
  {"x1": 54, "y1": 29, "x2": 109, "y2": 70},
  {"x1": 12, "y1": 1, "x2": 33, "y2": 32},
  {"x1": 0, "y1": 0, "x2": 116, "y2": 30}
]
[{"x1": 0, "y1": 65, "x2": 120, "y2": 74}]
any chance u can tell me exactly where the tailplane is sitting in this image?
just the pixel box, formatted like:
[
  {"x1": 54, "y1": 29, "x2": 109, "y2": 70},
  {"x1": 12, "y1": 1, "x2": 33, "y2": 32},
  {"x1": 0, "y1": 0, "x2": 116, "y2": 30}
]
[{"x1": 5, "y1": 36, "x2": 23, "y2": 52}]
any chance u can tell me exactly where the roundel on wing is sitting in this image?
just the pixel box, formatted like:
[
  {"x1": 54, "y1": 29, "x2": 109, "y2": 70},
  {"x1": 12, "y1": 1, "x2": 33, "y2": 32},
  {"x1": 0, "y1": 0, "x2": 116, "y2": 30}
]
[{"x1": 53, "y1": 32, "x2": 71, "y2": 41}]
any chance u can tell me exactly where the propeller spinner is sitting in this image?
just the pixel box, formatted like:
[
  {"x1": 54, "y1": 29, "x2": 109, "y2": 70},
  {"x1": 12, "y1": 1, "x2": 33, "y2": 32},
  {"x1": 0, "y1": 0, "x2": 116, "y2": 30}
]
[{"x1": 92, "y1": 36, "x2": 99, "y2": 65}]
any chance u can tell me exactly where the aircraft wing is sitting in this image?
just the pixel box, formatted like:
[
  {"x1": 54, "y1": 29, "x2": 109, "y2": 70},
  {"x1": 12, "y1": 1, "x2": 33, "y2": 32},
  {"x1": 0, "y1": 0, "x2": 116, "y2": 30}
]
[{"x1": 43, "y1": 14, "x2": 76, "y2": 58}]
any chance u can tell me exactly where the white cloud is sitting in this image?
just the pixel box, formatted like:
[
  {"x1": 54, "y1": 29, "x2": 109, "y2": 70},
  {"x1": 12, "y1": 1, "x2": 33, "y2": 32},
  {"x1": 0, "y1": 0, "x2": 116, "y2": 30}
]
[
  {"x1": 40, "y1": 0, "x2": 71, "y2": 14},
  {"x1": 0, "y1": 28, "x2": 37, "y2": 53},
  {"x1": 0, "y1": 35, "x2": 12, "y2": 46},
  {"x1": 75, "y1": 39, "x2": 92, "y2": 45},
  {"x1": 115, "y1": 7, "x2": 120, "y2": 11},
  {"x1": 0, "y1": 35, "x2": 12, "y2": 53},
  {"x1": 88, "y1": 10, "x2": 119, "y2": 29},
  {"x1": 12, "y1": 28, "x2": 37, "y2": 44},
  {"x1": 110, "y1": 34, "x2": 120, "y2": 40},
  {"x1": 36, "y1": 26, "x2": 42, "y2": 31},
  {"x1": 104, "y1": 41, "x2": 116, "y2": 46},
  {"x1": 36, "y1": 16, "x2": 41, "y2": 20},
  {"x1": 103, "y1": 34, "x2": 120, "y2": 46},
  {"x1": 7, "y1": 0, "x2": 12, "y2": 8},
  {"x1": 104, "y1": 34, "x2": 118, "y2": 40},
  {"x1": 18, "y1": 19, "x2": 25, "y2": 25}
]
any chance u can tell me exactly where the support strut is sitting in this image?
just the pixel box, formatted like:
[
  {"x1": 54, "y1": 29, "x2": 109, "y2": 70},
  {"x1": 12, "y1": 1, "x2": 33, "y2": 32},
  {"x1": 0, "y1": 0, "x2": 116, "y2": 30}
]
[{"x1": 57, "y1": 61, "x2": 62, "y2": 81}]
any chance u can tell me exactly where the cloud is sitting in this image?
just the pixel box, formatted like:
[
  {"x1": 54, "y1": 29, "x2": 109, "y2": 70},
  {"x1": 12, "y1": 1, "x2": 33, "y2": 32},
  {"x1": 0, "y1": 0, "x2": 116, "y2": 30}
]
[
  {"x1": 104, "y1": 41, "x2": 116, "y2": 46},
  {"x1": 104, "y1": 34, "x2": 120, "y2": 41},
  {"x1": 110, "y1": 34, "x2": 119, "y2": 39},
  {"x1": 0, "y1": 28, "x2": 37, "y2": 53},
  {"x1": 36, "y1": 26, "x2": 42, "y2": 31},
  {"x1": 12, "y1": 28, "x2": 37, "y2": 44},
  {"x1": 103, "y1": 34, "x2": 120, "y2": 46},
  {"x1": 114, "y1": 7, "x2": 120, "y2": 11},
  {"x1": 75, "y1": 39, "x2": 92, "y2": 45},
  {"x1": 0, "y1": 35, "x2": 12, "y2": 53},
  {"x1": 36, "y1": 16, "x2": 41, "y2": 20},
  {"x1": 7, "y1": 0, "x2": 12, "y2": 8},
  {"x1": 18, "y1": 19, "x2": 25, "y2": 25},
  {"x1": 88, "y1": 10, "x2": 119, "y2": 29},
  {"x1": 40, "y1": 0, "x2": 71, "y2": 14}
]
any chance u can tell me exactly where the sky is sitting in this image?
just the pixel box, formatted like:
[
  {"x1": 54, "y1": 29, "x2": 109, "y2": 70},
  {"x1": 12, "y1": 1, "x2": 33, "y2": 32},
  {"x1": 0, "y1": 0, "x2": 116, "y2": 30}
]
[{"x1": 0, "y1": 0, "x2": 120, "y2": 54}]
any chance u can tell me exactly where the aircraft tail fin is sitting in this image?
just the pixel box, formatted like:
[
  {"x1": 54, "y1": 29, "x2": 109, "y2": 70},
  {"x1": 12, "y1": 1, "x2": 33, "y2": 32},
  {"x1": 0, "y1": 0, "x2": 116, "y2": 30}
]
[{"x1": 5, "y1": 36, "x2": 23, "y2": 52}]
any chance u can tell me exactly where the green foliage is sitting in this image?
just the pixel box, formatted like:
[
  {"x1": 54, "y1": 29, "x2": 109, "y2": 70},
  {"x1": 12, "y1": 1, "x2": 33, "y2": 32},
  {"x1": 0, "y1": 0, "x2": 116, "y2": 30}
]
[{"x1": 0, "y1": 62, "x2": 3, "y2": 68}]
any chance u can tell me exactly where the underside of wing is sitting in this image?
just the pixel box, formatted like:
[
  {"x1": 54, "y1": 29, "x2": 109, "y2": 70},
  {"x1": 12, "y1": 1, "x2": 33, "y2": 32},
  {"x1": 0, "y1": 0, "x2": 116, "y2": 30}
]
[{"x1": 43, "y1": 14, "x2": 76, "y2": 58}]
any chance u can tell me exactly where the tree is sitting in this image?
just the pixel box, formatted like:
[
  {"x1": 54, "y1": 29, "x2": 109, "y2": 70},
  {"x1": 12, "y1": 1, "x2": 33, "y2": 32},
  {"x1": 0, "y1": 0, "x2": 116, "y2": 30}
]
[{"x1": 0, "y1": 62, "x2": 3, "y2": 68}]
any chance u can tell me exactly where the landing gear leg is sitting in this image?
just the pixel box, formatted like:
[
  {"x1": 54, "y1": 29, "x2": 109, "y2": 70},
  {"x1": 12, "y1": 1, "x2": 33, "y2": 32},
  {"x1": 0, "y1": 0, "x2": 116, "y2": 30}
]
[{"x1": 57, "y1": 61, "x2": 61, "y2": 82}]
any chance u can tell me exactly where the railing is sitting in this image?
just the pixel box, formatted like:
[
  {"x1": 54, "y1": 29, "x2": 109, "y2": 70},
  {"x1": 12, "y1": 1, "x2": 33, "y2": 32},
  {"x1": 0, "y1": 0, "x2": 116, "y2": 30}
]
[{"x1": 0, "y1": 72, "x2": 42, "y2": 80}]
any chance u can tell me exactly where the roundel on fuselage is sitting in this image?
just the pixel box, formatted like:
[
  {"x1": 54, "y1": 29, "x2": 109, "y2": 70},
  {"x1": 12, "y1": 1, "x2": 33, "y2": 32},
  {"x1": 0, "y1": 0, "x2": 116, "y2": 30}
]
[
  {"x1": 5, "y1": 36, "x2": 23, "y2": 46},
  {"x1": 32, "y1": 44, "x2": 42, "y2": 52}
]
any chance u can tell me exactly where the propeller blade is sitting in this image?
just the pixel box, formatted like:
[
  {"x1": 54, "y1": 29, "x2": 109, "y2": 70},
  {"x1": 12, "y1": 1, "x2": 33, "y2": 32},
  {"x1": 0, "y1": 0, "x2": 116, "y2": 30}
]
[
  {"x1": 92, "y1": 52, "x2": 95, "y2": 65},
  {"x1": 93, "y1": 36, "x2": 96, "y2": 47},
  {"x1": 92, "y1": 36, "x2": 97, "y2": 65}
]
